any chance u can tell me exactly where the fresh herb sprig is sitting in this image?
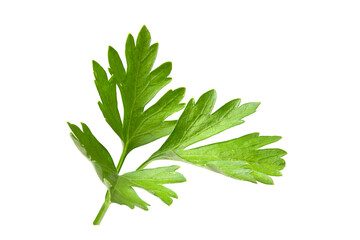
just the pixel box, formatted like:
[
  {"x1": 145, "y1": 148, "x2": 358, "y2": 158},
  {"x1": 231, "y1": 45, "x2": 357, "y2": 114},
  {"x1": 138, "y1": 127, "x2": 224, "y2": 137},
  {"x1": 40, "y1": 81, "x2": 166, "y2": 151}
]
[{"x1": 68, "y1": 26, "x2": 286, "y2": 225}]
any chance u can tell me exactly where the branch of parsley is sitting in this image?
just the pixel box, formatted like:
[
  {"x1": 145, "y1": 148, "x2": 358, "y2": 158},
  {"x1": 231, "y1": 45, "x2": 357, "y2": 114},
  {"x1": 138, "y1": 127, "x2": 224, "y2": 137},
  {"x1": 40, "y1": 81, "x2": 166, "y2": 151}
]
[
  {"x1": 68, "y1": 26, "x2": 286, "y2": 225},
  {"x1": 93, "y1": 150, "x2": 127, "y2": 225}
]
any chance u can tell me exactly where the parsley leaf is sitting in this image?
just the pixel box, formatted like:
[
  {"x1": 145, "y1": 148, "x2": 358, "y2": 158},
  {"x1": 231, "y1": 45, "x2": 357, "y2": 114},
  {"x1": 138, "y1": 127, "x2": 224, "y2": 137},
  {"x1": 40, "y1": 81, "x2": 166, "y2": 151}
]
[
  {"x1": 67, "y1": 26, "x2": 286, "y2": 225},
  {"x1": 141, "y1": 90, "x2": 286, "y2": 185},
  {"x1": 91, "y1": 26, "x2": 185, "y2": 170},
  {"x1": 107, "y1": 26, "x2": 185, "y2": 161},
  {"x1": 68, "y1": 26, "x2": 187, "y2": 225},
  {"x1": 111, "y1": 166, "x2": 186, "y2": 210},
  {"x1": 93, "y1": 61, "x2": 123, "y2": 140},
  {"x1": 67, "y1": 122, "x2": 185, "y2": 212},
  {"x1": 67, "y1": 122, "x2": 118, "y2": 187}
]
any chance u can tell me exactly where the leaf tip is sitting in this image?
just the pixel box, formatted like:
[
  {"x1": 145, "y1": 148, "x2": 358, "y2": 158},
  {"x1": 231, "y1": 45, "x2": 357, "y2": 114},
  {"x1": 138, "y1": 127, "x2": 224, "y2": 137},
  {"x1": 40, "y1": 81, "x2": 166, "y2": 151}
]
[
  {"x1": 151, "y1": 42, "x2": 159, "y2": 49},
  {"x1": 79, "y1": 122, "x2": 89, "y2": 132},
  {"x1": 280, "y1": 149, "x2": 288, "y2": 157},
  {"x1": 178, "y1": 87, "x2": 186, "y2": 93},
  {"x1": 169, "y1": 165, "x2": 181, "y2": 171},
  {"x1": 108, "y1": 45, "x2": 115, "y2": 52},
  {"x1": 92, "y1": 60, "x2": 99, "y2": 68},
  {"x1": 253, "y1": 102, "x2": 261, "y2": 111},
  {"x1": 200, "y1": 89, "x2": 217, "y2": 103},
  {"x1": 140, "y1": 24, "x2": 149, "y2": 34},
  {"x1": 207, "y1": 89, "x2": 217, "y2": 96},
  {"x1": 273, "y1": 135, "x2": 282, "y2": 140},
  {"x1": 126, "y1": 33, "x2": 135, "y2": 45},
  {"x1": 165, "y1": 61, "x2": 172, "y2": 70},
  {"x1": 188, "y1": 98, "x2": 195, "y2": 104}
]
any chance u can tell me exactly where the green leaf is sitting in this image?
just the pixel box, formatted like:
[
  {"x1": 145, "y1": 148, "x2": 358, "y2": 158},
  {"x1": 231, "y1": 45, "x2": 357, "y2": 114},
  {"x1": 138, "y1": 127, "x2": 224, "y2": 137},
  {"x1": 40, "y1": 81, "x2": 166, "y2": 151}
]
[
  {"x1": 67, "y1": 122, "x2": 118, "y2": 187},
  {"x1": 93, "y1": 60, "x2": 123, "y2": 140},
  {"x1": 110, "y1": 176, "x2": 150, "y2": 210},
  {"x1": 67, "y1": 26, "x2": 287, "y2": 225},
  {"x1": 108, "y1": 25, "x2": 185, "y2": 154},
  {"x1": 149, "y1": 90, "x2": 286, "y2": 184},
  {"x1": 110, "y1": 166, "x2": 186, "y2": 210},
  {"x1": 175, "y1": 133, "x2": 286, "y2": 184}
]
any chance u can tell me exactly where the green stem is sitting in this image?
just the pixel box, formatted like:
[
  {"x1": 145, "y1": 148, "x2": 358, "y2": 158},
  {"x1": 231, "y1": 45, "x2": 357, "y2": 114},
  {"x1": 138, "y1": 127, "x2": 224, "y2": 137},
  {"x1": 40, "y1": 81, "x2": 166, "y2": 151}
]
[
  {"x1": 93, "y1": 145, "x2": 128, "y2": 225},
  {"x1": 93, "y1": 191, "x2": 111, "y2": 225},
  {"x1": 116, "y1": 145, "x2": 128, "y2": 173},
  {"x1": 136, "y1": 158, "x2": 153, "y2": 170}
]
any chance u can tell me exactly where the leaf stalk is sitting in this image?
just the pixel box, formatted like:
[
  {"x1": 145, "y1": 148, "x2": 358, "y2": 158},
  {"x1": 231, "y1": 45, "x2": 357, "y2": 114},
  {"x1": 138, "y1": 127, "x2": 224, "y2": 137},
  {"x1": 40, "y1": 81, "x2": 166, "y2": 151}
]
[
  {"x1": 93, "y1": 144, "x2": 128, "y2": 225},
  {"x1": 116, "y1": 144, "x2": 128, "y2": 173},
  {"x1": 93, "y1": 191, "x2": 111, "y2": 225},
  {"x1": 136, "y1": 158, "x2": 153, "y2": 170}
]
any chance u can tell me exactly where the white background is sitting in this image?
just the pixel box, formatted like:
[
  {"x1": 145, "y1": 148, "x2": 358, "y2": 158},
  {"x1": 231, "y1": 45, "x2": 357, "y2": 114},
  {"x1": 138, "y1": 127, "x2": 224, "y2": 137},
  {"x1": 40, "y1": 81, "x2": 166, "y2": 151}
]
[{"x1": 1, "y1": 0, "x2": 359, "y2": 239}]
